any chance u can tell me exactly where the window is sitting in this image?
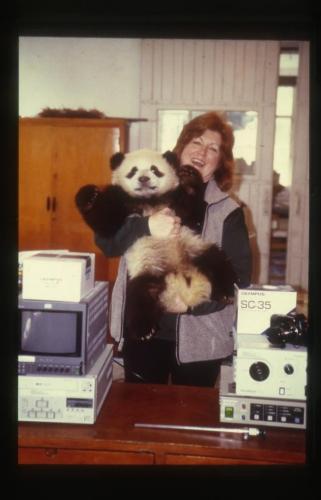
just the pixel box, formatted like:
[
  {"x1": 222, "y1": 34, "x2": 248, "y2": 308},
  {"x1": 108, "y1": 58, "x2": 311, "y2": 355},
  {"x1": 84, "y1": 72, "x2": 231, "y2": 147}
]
[
  {"x1": 158, "y1": 110, "x2": 189, "y2": 152},
  {"x1": 269, "y1": 48, "x2": 299, "y2": 285},
  {"x1": 273, "y1": 49, "x2": 299, "y2": 187}
]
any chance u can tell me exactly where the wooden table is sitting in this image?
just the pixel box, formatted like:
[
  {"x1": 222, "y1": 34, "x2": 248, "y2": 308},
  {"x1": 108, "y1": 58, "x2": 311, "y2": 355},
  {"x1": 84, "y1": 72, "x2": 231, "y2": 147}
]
[{"x1": 18, "y1": 382, "x2": 306, "y2": 465}]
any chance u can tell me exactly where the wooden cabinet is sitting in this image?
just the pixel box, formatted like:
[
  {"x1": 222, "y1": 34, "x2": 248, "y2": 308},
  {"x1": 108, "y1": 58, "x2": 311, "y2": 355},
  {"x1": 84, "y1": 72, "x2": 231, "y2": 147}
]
[{"x1": 19, "y1": 117, "x2": 129, "y2": 282}]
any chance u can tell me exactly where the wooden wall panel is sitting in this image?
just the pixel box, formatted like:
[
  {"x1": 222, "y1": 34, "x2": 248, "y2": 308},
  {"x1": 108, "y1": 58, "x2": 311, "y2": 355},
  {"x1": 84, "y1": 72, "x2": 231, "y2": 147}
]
[
  {"x1": 140, "y1": 39, "x2": 279, "y2": 109},
  {"x1": 263, "y1": 42, "x2": 280, "y2": 104},
  {"x1": 254, "y1": 42, "x2": 267, "y2": 103},
  {"x1": 181, "y1": 40, "x2": 195, "y2": 103},
  {"x1": 172, "y1": 40, "x2": 184, "y2": 103},
  {"x1": 202, "y1": 40, "x2": 215, "y2": 103},
  {"x1": 162, "y1": 39, "x2": 174, "y2": 103},
  {"x1": 194, "y1": 40, "x2": 204, "y2": 103},
  {"x1": 153, "y1": 40, "x2": 162, "y2": 102},
  {"x1": 234, "y1": 41, "x2": 246, "y2": 102},
  {"x1": 141, "y1": 40, "x2": 153, "y2": 103},
  {"x1": 222, "y1": 40, "x2": 236, "y2": 104},
  {"x1": 212, "y1": 40, "x2": 225, "y2": 104}
]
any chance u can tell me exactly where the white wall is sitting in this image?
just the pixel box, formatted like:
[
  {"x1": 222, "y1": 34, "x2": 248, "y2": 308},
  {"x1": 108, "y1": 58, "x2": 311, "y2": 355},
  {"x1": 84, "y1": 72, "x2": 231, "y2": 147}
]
[{"x1": 19, "y1": 37, "x2": 141, "y2": 119}]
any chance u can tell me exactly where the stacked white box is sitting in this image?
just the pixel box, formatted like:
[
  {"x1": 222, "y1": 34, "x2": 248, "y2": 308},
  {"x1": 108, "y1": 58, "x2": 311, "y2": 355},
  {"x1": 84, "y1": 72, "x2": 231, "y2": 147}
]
[
  {"x1": 219, "y1": 362, "x2": 306, "y2": 429},
  {"x1": 219, "y1": 284, "x2": 307, "y2": 428},
  {"x1": 232, "y1": 284, "x2": 307, "y2": 402},
  {"x1": 235, "y1": 284, "x2": 297, "y2": 335},
  {"x1": 22, "y1": 251, "x2": 95, "y2": 302},
  {"x1": 234, "y1": 334, "x2": 307, "y2": 400}
]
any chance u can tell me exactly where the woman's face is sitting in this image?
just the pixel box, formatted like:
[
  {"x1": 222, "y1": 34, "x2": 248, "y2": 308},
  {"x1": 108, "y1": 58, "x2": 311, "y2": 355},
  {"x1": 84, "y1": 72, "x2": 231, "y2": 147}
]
[{"x1": 180, "y1": 129, "x2": 222, "y2": 182}]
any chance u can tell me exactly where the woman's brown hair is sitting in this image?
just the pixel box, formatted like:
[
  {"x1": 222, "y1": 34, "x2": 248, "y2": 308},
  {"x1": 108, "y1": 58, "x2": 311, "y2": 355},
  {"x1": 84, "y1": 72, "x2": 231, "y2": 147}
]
[{"x1": 173, "y1": 111, "x2": 235, "y2": 191}]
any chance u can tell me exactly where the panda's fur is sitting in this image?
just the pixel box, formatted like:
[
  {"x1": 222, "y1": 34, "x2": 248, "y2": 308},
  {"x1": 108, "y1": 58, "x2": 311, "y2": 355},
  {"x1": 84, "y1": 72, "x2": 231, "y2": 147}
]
[
  {"x1": 126, "y1": 225, "x2": 213, "y2": 312},
  {"x1": 75, "y1": 149, "x2": 236, "y2": 340}
]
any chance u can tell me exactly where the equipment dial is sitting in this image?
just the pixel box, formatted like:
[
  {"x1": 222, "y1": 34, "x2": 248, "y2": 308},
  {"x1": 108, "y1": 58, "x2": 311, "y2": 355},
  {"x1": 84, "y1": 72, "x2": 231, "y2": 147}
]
[{"x1": 249, "y1": 361, "x2": 270, "y2": 381}]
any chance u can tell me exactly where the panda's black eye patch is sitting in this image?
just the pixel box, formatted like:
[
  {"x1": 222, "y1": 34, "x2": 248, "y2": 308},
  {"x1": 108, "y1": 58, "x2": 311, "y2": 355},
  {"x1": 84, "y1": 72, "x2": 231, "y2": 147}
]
[
  {"x1": 151, "y1": 165, "x2": 164, "y2": 178},
  {"x1": 126, "y1": 166, "x2": 138, "y2": 179}
]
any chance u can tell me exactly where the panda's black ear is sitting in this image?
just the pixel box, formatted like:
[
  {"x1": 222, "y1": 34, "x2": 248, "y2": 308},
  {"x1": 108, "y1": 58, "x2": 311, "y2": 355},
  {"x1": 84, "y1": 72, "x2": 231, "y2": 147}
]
[
  {"x1": 110, "y1": 152, "x2": 125, "y2": 170},
  {"x1": 162, "y1": 150, "x2": 180, "y2": 170}
]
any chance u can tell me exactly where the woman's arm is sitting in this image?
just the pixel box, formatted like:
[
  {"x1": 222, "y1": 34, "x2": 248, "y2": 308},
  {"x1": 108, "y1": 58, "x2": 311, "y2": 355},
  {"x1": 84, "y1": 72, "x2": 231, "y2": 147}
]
[
  {"x1": 188, "y1": 206, "x2": 252, "y2": 316},
  {"x1": 95, "y1": 215, "x2": 150, "y2": 257},
  {"x1": 95, "y1": 208, "x2": 180, "y2": 257},
  {"x1": 222, "y1": 206, "x2": 252, "y2": 288}
]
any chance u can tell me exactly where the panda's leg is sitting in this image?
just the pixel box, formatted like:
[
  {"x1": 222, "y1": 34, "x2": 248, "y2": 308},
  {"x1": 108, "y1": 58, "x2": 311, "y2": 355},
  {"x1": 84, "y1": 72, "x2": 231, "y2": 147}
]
[
  {"x1": 159, "y1": 271, "x2": 210, "y2": 312},
  {"x1": 125, "y1": 274, "x2": 166, "y2": 340},
  {"x1": 191, "y1": 244, "x2": 237, "y2": 301}
]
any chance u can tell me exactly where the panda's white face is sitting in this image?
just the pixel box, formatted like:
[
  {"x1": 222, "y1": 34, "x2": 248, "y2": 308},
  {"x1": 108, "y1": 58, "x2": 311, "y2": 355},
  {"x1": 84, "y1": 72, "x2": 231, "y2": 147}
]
[{"x1": 112, "y1": 149, "x2": 179, "y2": 198}]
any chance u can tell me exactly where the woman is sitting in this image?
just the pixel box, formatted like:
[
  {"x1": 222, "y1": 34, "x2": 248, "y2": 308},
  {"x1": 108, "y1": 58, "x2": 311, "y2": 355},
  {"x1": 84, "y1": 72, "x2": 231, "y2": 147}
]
[{"x1": 95, "y1": 111, "x2": 252, "y2": 387}]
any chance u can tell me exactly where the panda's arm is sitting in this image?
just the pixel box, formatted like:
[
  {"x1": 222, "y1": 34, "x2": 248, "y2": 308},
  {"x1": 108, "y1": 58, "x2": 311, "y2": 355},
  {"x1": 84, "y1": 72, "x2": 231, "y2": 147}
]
[
  {"x1": 186, "y1": 207, "x2": 251, "y2": 316},
  {"x1": 76, "y1": 184, "x2": 133, "y2": 239},
  {"x1": 94, "y1": 215, "x2": 151, "y2": 257}
]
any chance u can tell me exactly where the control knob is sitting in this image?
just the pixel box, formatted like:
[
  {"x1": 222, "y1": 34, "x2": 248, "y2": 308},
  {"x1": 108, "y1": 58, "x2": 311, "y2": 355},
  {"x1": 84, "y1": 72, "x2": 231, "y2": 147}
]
[
  {"x1": 284, "y1": 364, "x2": 294, "y2": 375},
  {"x1": 249, "y1": 361, "x2": 270, "y2": 381}
]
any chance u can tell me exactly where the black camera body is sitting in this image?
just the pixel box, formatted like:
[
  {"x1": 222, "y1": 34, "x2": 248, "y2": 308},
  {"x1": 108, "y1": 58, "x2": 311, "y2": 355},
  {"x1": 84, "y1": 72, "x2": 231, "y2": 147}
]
[{"x1": 264, "y1": 313, "x2": 308, "y2": 347}]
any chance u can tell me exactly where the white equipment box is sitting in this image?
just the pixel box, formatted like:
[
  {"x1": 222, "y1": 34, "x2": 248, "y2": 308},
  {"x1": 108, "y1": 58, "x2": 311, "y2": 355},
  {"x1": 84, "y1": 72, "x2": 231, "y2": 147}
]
[
  {"x1": 22, "y1": 251, "x2": 95, "y2": 302},
  {"x1": 18, "y1": 344, "x2": 113, "y2": 424},
  {"x1": 219, "y1": 363, "x2": 306, "y2": 429},
  {"x1": 235, "y1": 284, "x2": 297, "y2": 335},
  {"x1": 234, "y1": 334, "x2": 307, "y2": 400}
]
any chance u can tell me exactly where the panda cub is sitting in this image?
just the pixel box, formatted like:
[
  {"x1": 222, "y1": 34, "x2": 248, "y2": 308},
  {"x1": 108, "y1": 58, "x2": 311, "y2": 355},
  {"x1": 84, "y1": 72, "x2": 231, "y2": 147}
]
[{"x1": 76, "y1": 149, "x2": 236, "y2": 340}]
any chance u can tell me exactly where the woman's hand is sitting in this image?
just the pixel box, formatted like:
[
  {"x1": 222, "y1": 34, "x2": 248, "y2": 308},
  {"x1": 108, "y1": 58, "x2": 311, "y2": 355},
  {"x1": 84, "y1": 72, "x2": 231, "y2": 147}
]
[{"x1": 148, "y1": 208, "x2": 181, "y2": 238}]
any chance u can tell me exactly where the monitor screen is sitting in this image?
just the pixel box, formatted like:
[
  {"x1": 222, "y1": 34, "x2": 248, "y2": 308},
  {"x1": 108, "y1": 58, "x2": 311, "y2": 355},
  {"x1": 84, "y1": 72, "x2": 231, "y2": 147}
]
[{"x1": 20, "y1": 310, "x2": 81, "y2": 356}]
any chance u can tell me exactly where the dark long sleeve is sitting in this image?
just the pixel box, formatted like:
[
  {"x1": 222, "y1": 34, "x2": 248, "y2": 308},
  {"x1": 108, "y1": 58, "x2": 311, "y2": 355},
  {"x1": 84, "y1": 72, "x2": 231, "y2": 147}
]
[
  {"x1": 94, "y1": 215, "x2": 151, "y2": 257},
  {"x1": 221, "y1": 206, "x2": 252, "y2": 288},
  {"x1": 188, "y1": 206, "x2": 252, "y2": 316}
]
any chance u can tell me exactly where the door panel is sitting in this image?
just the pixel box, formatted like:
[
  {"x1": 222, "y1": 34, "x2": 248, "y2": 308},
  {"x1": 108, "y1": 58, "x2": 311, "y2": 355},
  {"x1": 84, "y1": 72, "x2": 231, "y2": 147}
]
[
  {"x1": 50, "y1": 122, "x2": 121, "y2": 281},
  {"x1": 19, "y1": 122, "x2": 53, "y2": 250}
]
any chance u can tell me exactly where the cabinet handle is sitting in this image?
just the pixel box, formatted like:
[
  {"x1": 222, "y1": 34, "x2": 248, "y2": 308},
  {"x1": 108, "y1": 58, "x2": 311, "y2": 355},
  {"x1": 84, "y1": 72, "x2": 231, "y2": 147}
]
[
  {"x1": 46, "y1": 196, "x2": 51, "y2": 211},
  {"x1": 52, "y1": 197, "x2": 57, "y2": 212}
]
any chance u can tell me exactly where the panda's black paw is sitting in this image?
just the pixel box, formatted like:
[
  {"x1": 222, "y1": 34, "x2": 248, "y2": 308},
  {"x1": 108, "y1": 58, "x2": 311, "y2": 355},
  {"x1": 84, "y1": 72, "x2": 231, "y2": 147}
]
[
  {"x1": 75, "y1": 184, "x2": 100, "y2": 213},
  {"x1": 178, "y1": 164, "x2": 203, "y2": 195}
]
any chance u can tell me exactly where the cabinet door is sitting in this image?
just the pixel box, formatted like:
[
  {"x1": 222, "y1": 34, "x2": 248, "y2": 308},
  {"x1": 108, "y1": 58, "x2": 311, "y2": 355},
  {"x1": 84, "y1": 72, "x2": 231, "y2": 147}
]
[
  {"x1": 19, "y1": 118, "x2": 125, "y2": 281},
  {"x1": 50, "y1": 120, "x2": 122, "y2": 281},
  {"x1": 19, "y1": 121, "x2": 53, "y2": 249}
]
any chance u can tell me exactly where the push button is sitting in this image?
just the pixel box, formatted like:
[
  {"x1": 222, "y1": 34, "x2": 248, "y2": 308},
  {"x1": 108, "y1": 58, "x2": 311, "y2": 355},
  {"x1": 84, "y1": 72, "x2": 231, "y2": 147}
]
[{"x1": 225, "y1": 406, "x2": 234, "y2": 418}]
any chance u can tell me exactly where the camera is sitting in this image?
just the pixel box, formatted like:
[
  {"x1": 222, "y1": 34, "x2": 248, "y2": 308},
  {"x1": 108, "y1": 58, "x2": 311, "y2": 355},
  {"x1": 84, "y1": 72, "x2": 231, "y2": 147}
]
[{"x1": 264, "y1": 313, "x2": 308, "y2": 347}]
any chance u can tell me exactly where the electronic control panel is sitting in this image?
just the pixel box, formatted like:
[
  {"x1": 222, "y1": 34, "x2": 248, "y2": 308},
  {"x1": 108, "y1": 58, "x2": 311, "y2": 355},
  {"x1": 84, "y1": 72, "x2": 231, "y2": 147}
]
[
  {"x1": 18, "y1": 344, "x2": 113, "y2": 424},
  {"x1": 234, "y1": 334, "x2": 307, "y2": 400},
  {"x1": 220, "y1": 394, "x2": 306, "y2": 429},
  {"x1": 219, "y1": 363, "x2": 306, "y2": 429}
]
